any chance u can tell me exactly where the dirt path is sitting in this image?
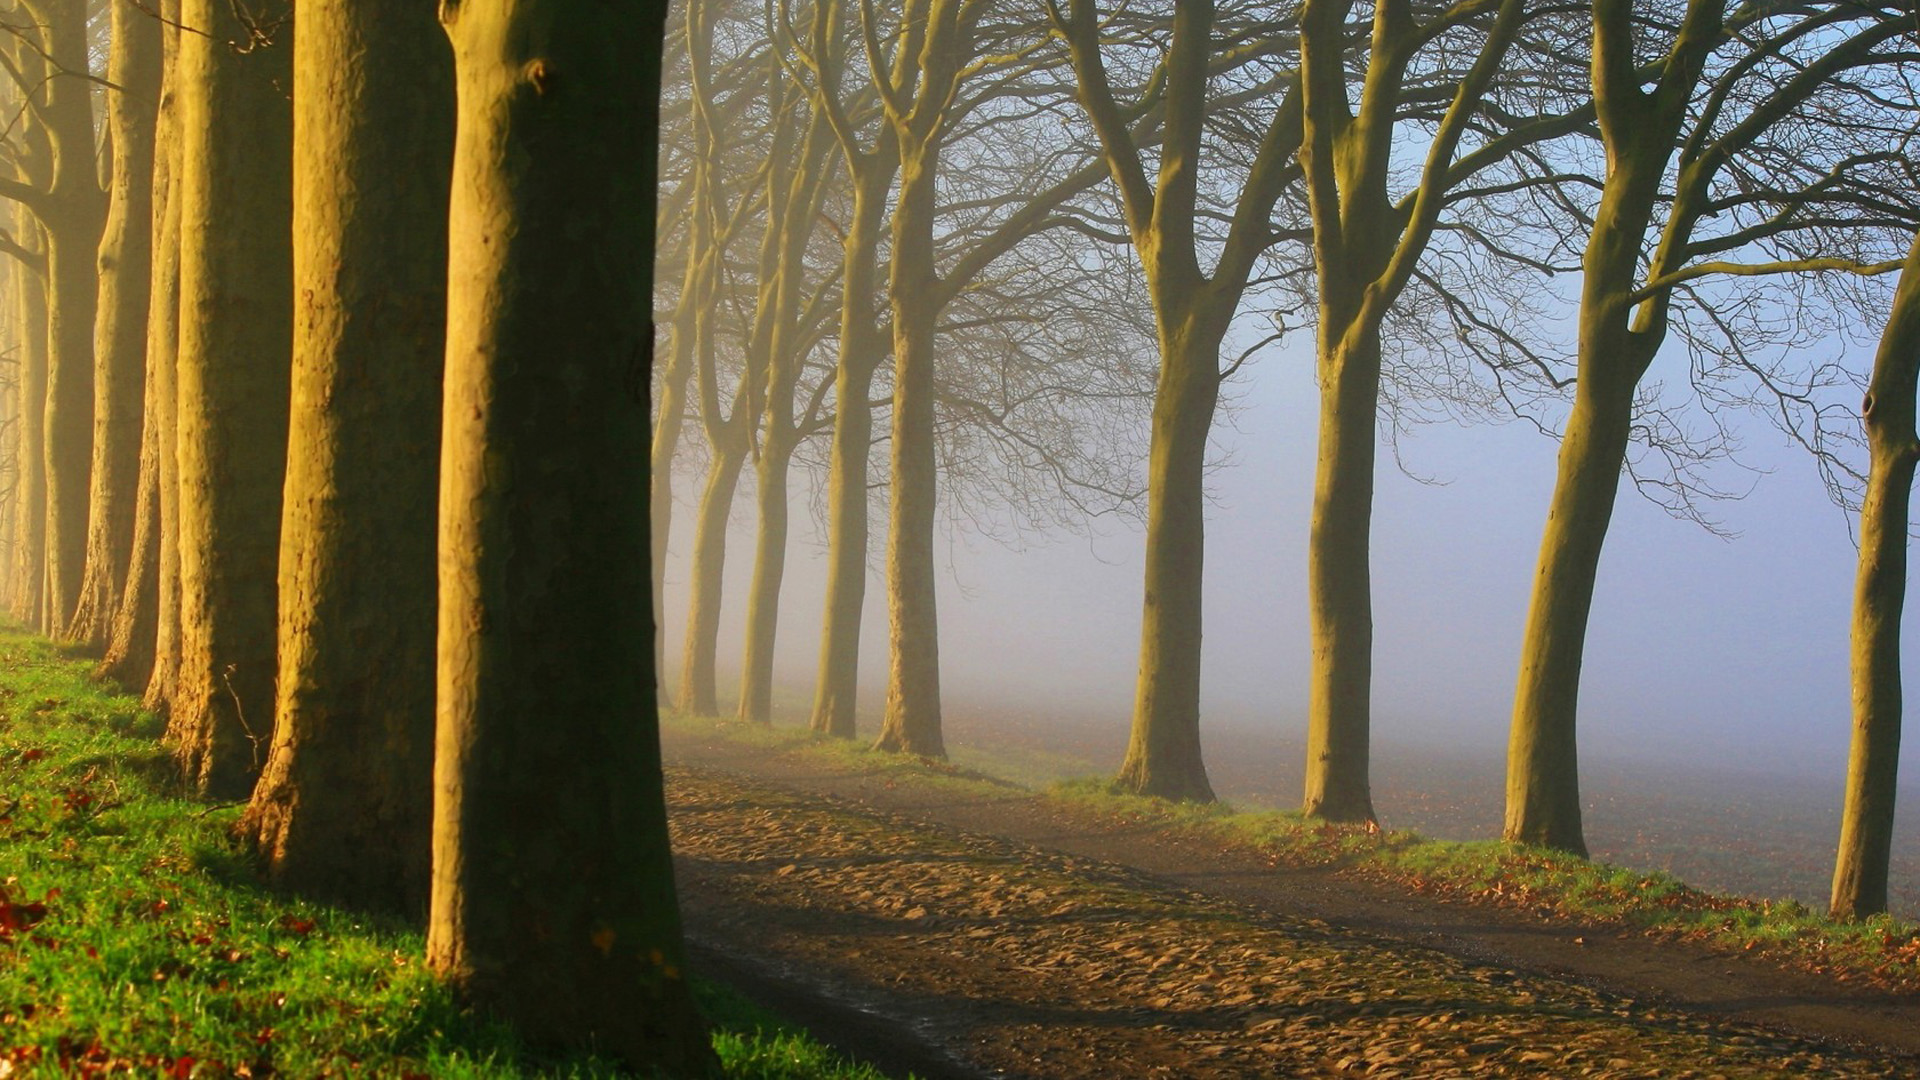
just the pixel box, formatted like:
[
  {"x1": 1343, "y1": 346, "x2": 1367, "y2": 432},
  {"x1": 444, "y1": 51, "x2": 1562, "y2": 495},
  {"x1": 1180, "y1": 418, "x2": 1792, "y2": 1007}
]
[{"x1": 664, "y1": 731, "x2": 1920, "y2": 1078}]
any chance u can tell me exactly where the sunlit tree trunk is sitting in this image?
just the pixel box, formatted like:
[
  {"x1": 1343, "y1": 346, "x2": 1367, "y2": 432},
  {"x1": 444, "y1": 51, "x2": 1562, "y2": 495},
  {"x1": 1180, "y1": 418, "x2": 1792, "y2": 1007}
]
[
  {"x1": 1504, "y1": 337, "x2": 1643, "y2": 856},
  {"x1": 1502, "y1": 0, "x2": 1714, "y2": 852},
  {"x1": 1294, "y1": 0, "x2": 1524, "y2": 822},
  {"x1": 739, "y1": 433, "x2": 792, "y2": 724},
  {"x1": 875, "y1": 152, "x2": 944, "y2": 754},
  {"x1": 872, "y1": 0, "x2": 979, "y2": 758},
  {"x1": 168, "y1": 0, "x2": 294, "y2": 797},
  {"x1": 676, "y1": 439, "x2": 746, "y2": 715},
  {"x1": 1116, "y1": 307, "x2": 1226, "y2": 799},
  {"x1": 12, "y1": 0, "x2": 106, "y2": 638},
  {"x1": 1302, "y1": 318, "x2": 1382, "y2": 821},
  {"x1": 670, "y1": 0, "x2": 755, "y2": 718},
  {"x1": 737, "y1": 106, "x2": 834, "y2": 728},
  {"x1": 808, "y1": 160, "x2": 892, "y2": 740},
  {"x1": 142, "y1": 15, "x2": 184, "y2": 713},
  {"x1": 68, "y1": 0, "x2": 161, "y2": 649},
  {"x1": 1830, "y1": 235, "x2": 1920, "y2": 920},
  {"x1": 242, "y1": 0, "x2": 451, "y2": 916},
  {"x1": 429, "y1": 0, "x2": 710, "y2": 1066},
  {"x1": 101, "y1": 1, "x2": 180, "y2": 690},
  {"x1": 8, "y1": 219, "x2": 46, "y2": 630},
  {"x1": 650, "y1": 250, "x2": 703, "y2": 704},
  {"x1": 1057, "y1": 0, "x2": 1303, "y2": 800}
]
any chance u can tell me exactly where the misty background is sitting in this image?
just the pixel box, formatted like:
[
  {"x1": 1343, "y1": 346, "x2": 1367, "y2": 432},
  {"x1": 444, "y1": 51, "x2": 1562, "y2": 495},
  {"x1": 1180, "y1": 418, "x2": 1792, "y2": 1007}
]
[{"x1": 659, "y1": 317, "x2": 1920, "y2": 913}]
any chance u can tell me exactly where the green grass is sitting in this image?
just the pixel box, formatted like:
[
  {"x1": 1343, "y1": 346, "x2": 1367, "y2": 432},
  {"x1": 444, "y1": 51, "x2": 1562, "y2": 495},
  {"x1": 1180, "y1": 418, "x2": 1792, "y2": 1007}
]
[
  {"x1": 666, "y1": 710, "x2": 1920, "y2": 995},
  {"x1": 1048, "y1": 778, "x2": 1920, "y2": 993},
  {"x1": 0, "y1": 632, "x2": 902, "y2": 1078}
]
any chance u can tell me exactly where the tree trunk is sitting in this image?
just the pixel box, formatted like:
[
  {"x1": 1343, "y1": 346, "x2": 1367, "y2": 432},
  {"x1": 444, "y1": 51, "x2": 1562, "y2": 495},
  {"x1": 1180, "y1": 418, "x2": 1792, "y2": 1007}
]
[
  {"x1": 1116, "y1": 311, "x2": 1225, "y2": 801},
  {"x1": 41, "y1": 210, "x2": 98, "y2": 638},
  {"x1": 241, "y1": 0, "x2": 451, "y2": 917},
  {"x1": 25, "y1": 0, "x2": 106, "y2": 638},
  {"x1": 1830, "y1": 237, "x2": 1920, "y2": 920},
  {"x1": 738, "y1": 435, "x2": 792, "y2": 724},
  {"x1": 807, "y1": 167, "x2": 891, "y2": 740},
  {"x1": 142, "y1": 19, "x2": 184, "y2": 713},
  {"x1": 873, "y1": 137, "x2": 948, "y2": 759},
  {"x1": 735, "y1": 104, "x2": 832, "y2": 729},
  {"x1": 1302, "y1": 327, "x2": 1382, "y2": 822},
  {"x1": 650, "y1": 267, "x2": 701, "y2": 705},
  {"x1": 430, "y1": 0, "x2": 710, "y2": 1067},
  {"x1": 168, "y1": 0, "x2": 294, "y2": 798},
  {"x1": 676, "y1": 444, "x2": 745, "y2": 716},
  {"x1": 68, "y1": 0, "x2": 161, "y2": 650},
  {"x1": 100, "y1": 11, "x2": 178, "y2": 689},
  {"x1": 8, "y1": 225, "x2": 46, "y2": 630},
  {"x1": 1504, "y1": 353, "x2": 1640, "y2": 857}
]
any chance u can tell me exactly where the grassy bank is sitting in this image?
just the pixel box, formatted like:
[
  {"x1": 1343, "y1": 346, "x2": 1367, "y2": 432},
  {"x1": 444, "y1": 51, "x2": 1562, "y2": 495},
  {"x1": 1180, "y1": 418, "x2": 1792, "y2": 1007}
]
[
  {"x1": 668, "y1": 711, "x2": 1920, "y2": 996},
  {"x1": 0, "y1": 632, "x2": 901, "y2": 1078}
]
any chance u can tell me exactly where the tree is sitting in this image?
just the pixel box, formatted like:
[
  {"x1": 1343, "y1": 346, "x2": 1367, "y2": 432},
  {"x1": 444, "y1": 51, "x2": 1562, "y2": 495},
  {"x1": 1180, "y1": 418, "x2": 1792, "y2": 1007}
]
[
  {"x1": 1831, "y1": 231, "x2": 1920, "y2": 920},
  {"x1": 783, "y1": 0, "x2": 901, "y2": 740},
  {"x1": 168, "y1": 0, "x2": 294, "y2": 797},
  {"x1": 866, "y1": 0, "x2": 985, "y2": 757},
  {"x1": 429, "y1": 0, "x2": 710, "y2": 1067},
  {"x1": 1052, "y1": 0, "x2": 1303, "y2": 798},
  {"x1": 139, "y1": 0, "x2": 184, "y2": 713},
  {"x1": 735, "y1": 79, "x2": 839, "y2": 726},
  {"x1": 1505, "y1": 0, "x2": 1913, "y2": 853},
  {"x1": 673, "y1": 0, "x2": 767, "y2": 717},
  {"x1": 650, "y1": 2, "x2": 761, "y2": 699},
  {"x1": 1295, "y1": 0, "x2": 1542, "y2": 821},
  {"x1": 5, "y1": 209, "x2": 45, "y2": 630},
  {"x1": 241, "y1": 0, "x2": 452, "y2": 915},
  {"x1": 0, "y1": 0, "x2": 105, "y2": 638},
  {"x1": 66, "y1": 0, "x2": 161, "y2": 649},
  {"x1": 100, "y1": 0, "x2": 181, "y2": 691}
]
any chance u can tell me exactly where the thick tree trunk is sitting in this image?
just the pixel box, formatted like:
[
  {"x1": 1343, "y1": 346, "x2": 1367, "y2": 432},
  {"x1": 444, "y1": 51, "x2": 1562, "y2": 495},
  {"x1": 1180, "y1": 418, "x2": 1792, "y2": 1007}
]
[
  {"x1": 808, "y1": 169, "x2": 891, "y2": 740},
  {"x1": 168, "y1": 0, "x2": 294, "y2": 798},
  {"x1": 26, "y1": 0, "x2": 106, "y2": 638},
  {"x1": 874, "y1": 141, "x2": 947, "y2": 758},
  {"x1": 430, "y1": 0, "x2": 710, "y2": 1067},
  {"x1": 8, "y1": 231, "x2": 46, "y2": 630},
  {"x1": 142, "y1": 43, "x2": 184, "y2": 714},
  {"x1": 738, "y1": 437, "x2": 792, "y2": 724},
  {"x1": 676, "y1": 444, "x2": 745, "y2": 715},
  {"x1": 809, "y1": 364, "x2": 875, "y2": 738},
  {"x1": 99, "y1": 20, "x2": 177, "y2": 689},
  {"x1": 1302, "y1": 328, "x2": 1382, "y2": 822},
  {"x1": 241, "y1": 0, "x2": 451, "y2": 917},
  {"x1": 1116, "y1": 313, "x2": 1224, "y2": 801},
  {"x1": 68, "y1": 0, "x2": 161, "y2": 649},
  {"x1": 1830, "y1": 238, "x2": 1920, "y2": 920},
  {"x1": 1504, "y1": 356, "x2": 1640, "y2": 857},
  {"x1": 40, "y1": 207, "x2": 99, "y2": 637}
]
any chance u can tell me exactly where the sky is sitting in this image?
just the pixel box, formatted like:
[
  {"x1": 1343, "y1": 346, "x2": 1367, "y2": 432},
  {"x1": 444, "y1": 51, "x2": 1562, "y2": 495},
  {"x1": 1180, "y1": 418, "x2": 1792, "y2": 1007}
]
[{"x1": 657, "y1": 322, "x2": 1911, "y2": 802}]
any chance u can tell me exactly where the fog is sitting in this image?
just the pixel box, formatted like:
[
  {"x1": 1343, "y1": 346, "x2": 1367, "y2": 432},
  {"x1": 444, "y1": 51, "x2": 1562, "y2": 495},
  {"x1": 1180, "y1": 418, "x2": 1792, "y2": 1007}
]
[{"x1": 660, "y1": 329, "x2": 1916, "y2": 796}]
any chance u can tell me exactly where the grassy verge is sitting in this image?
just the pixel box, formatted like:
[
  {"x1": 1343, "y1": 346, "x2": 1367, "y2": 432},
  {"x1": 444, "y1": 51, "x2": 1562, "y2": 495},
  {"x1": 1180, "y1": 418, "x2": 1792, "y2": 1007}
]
[
  {"x1": 668, "y1": 711, "x2": 1920, "y2": 996},
  {"x1": 0, "y1": 632, "x2": 903, "y2": 1079}
]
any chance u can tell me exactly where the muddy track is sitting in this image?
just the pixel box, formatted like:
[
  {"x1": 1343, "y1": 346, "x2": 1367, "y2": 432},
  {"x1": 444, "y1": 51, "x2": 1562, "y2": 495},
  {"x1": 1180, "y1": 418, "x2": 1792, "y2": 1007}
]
[{"x1": 664, "y1": 732, "x2": 1920, "y2": 1078}]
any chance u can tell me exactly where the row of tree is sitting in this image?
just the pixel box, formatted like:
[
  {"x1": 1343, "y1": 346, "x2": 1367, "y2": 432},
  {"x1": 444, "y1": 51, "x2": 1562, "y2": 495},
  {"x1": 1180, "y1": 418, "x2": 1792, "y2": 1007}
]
[
  {"x1": 0, "y1": 0, "x2": 1913, "y2": 1068},
  {"x1": 651, "y1": 0, "x2": 1920, "y2": 921},
  {"x1": 0, "y1": 0, "x2": 709, "y2": 1067}
]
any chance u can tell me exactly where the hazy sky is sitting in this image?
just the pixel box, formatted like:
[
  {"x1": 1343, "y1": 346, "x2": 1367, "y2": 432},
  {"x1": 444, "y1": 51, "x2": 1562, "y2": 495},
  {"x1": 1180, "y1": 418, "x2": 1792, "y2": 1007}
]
[{"x1": 659, "y1": 324, "x2": 1912, "y2": 797}]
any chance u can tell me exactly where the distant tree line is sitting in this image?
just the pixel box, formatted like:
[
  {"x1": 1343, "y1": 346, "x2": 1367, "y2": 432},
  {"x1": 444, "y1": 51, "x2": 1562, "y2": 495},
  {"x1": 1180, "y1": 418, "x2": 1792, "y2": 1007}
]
[{"x1": 0, "y1": 0, "x2": 1910, "y2": 1070}]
